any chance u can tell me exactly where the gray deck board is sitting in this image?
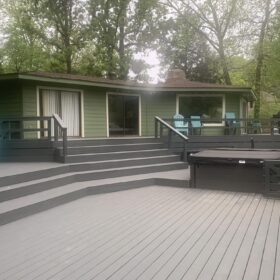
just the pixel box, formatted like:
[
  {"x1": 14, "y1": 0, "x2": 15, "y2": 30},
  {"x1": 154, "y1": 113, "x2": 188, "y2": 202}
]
[
  {"x1": 197, "y1": 193, "x2": 261, "y2": 280},
  {"x1": 0, "y1": 187, "x2": 280, "y2": 280}
]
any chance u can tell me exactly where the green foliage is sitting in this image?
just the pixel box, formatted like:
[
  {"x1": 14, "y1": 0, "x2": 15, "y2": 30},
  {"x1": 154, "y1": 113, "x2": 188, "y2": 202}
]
[
  {"x1": 158, "y1": 14, "x2": 222, "y2": 83},
  {"x1": 0, "y1": 0, "x2": 279, "y2": 123},
  {"x1": 88, "y1": 0, "x2": 161, "y2": 79}
]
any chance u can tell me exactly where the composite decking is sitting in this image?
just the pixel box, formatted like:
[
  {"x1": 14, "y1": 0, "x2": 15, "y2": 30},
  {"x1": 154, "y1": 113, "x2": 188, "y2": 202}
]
[{"x1": 0, "y1": 186, "x2": 280, "y2": 280}]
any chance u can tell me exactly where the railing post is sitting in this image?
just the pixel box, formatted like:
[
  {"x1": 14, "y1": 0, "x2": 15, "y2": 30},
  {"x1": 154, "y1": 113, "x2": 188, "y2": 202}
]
[
  {"x1": 168, "y1": 129, "x2": 172, "y2": 148},
  {"x1": 155, "y1": 118, "x2": 158, "y2": 138},
  {"x1": 250, "y1": 137, "x2": 255, "y2": 149},
  {"x1": 63, "y1": 128, "x2": 67, "y2": 156},
  {"x1": 183, "y1": 140, "x2": 187, "y2": 162},
  {"x1": 54, "y1": 119, "x2": 58, "y2": 143},
  {"x1": 8, "y1": 121, "x2": 11, "y2": 140},
  {"x1": 47, "y1": 118, "x2": 52, "y2": 140},
  {"x1": 160, "y1": 123, "x2": 163, "y2": 138}
]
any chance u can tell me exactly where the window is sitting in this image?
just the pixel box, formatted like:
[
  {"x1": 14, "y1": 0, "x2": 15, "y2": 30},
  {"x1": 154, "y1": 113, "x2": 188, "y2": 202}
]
[
  {"x1": 39, "y1": 88, "x2": 81, "y2": 137},
  {"x1": 178, "y1": 95, "x2": 224, "y2": 124}
]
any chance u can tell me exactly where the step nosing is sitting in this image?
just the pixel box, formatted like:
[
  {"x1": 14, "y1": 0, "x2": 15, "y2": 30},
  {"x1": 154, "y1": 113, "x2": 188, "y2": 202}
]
[
  {"x1": 64, "y1": 143, "x2": 162, "y2": 149},
  {"x1": 0, "y1": 170, "x2": 189, "y2": 215},
  {"x1": 67, "y1": 149, "x2": 169, "y2": 157}
]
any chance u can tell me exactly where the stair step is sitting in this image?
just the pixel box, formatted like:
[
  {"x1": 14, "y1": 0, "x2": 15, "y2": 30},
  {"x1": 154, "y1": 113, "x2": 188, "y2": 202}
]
[
  {"x1": 63, "y1": 137, "x2": 160, "y2": 147},
  {"x1": 63, "y1": 142, "x2": 164, "y2": 155},
  {"x1": 0, "y1": 162, "x2": 187, "y2": 202},
  {"x1": 0, "y1": 155, "x2": 180, "y2": 187},
  {"x1": 65, "y1": 149, "x2": 173, "y2": 163},
  {"x1": 0, "y1": 168, "x2": 189, "y2": 226}
]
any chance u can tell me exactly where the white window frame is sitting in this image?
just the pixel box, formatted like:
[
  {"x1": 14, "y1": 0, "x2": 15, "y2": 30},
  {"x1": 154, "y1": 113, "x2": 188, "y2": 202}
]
[
  {"x1": 176, "y1": 93, "x2": 226, "y2": 126},
  {"x1": 106, "y1": 92, "x2": 142, "y2": 137},
  {"x1": 36, "y1": 86, "x2": 85, "y2": 138}
]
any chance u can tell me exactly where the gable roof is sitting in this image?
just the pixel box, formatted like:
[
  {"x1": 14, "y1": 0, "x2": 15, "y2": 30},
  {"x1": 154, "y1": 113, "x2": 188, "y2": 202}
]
[{"x1": 0, "y1": 71, "x2": 256, "y2": 99}]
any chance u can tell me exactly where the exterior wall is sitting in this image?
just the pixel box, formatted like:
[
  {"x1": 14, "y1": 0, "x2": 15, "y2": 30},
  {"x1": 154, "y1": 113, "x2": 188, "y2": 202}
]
[
  {"x1": 0, "y1": 83, "x2": 22, "y2": 118},
  {"x1": 141, "y1": 93, "x2": 176, "y2": 136},
  {"x1": 22, "y1": 84, "x2": 38, "y2": 138},
  {"x1": 83, "y1": 88, "x2": 107, "y2": 138},
  {"x1": 9, "y1": 80, "x2": 246, "y2": 138}
]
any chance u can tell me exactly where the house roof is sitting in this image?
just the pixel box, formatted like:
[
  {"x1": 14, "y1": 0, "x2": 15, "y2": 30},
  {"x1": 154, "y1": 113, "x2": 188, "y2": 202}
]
[{"x1": 0, "y1": 71, "x2": 256, "y2": 100}]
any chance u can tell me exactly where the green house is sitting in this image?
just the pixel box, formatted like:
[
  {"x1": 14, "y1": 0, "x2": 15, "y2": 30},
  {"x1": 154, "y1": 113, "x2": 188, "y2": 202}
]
[{"x1": 0, "y1": 70, "x2": 255, "y2": 138}]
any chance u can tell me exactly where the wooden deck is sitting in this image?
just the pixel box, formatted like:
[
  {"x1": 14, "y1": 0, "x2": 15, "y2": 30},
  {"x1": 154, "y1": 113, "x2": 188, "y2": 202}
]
[{"x1": 0, "y1": 186, "x2": 279, "y2": 280}]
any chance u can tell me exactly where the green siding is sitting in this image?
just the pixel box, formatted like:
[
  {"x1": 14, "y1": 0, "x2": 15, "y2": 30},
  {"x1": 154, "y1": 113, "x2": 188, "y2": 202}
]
[
  {"x1": 1, "y1": 80, "x2": 245, "y2": 138},
  {"x1": 83, "y1": 88, "x2": 107, "y2": 137},
  {"x1": 22, "y1": 84, "x2": 37, "y2": 116},
  {"x1": 22, "y1": 84, "x2": 38, "y2": 138},
  {"x1": 0, "y1": 84, "x2": 22, "y2": 118},
  {"x1": 141, "y1": 93, "x2": 176, "y2": 136}
]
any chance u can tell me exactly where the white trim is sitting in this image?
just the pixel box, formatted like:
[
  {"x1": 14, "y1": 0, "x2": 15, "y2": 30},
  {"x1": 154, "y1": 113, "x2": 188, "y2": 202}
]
[
  {"x1": 240, "y1": 97, "x2": 248, "y2": 119},
  {"x1": 80, "y1": 91, "x2": 85, "y2": 137},
  {"x1": 36, "y1": 87, "x2": 40, "y2": 139},
  {"x1": 36, "y1": 86, "x2": 84, "y2": 137},
  {"x1": 176, "y1": 93, "x2": 226, "y2": 126},
  {"x1": 106, "y1": 92, "x2": 142, "y2": 137}
]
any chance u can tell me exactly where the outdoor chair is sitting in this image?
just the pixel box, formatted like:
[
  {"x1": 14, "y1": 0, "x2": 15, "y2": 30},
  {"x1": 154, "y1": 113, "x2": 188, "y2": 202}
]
[
  {"x1": 190, "y1": 115, "x2": 202, "y2": 135},
  {"x1": 173, "y1": 113, "x2": 188, "y2": 135},
  {"x1": 248, "y1": 120, "x2": 262, "y2": 134},
  {"x1": 225, "y1": 112, "x2": 241, "y2": 135}
]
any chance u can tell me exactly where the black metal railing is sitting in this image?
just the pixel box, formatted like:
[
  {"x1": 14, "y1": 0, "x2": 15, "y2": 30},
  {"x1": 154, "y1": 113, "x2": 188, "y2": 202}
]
[
  {"x1": 53, "y1": 113, "x2": 68, "y2": 157},
  {"x1": 0, "y1": 116, "x2": 52, "y2": 140},
  {"x1": 161, "y1": 117, "x2": 280, "y2": 136},
  {"x1": 0, "y1": 114, "x2": 68, "y2": 158},
  {"x1": 155, "y1": 116, "x2": 189, "y2": 161}
]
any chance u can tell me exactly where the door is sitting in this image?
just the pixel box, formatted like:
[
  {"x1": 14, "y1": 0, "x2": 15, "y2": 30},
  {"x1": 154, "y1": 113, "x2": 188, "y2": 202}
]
[
  {"x1": 61, "y1": 91, "x2": 80, "y2": 137},
  {"x1": 108, "y1": 95, "x2": 139, "y2": 136},
  {"x1": 40, "y1": 89, "x2": 80, "y2": 137}
]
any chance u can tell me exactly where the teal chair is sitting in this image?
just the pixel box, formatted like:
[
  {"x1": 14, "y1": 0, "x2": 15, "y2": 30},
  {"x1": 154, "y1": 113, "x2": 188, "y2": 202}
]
[
  {"x1": 225, "y1": 112, "x2": 241, "y2": 135},
  {"x1": 249, "y1": 120, "x2": 262, "y2": 134},
  {"x1": 173, "y1": 114, "x2": 188, "y2": 135},
  {"x1": 190, "y1": 116, "x2": 202, "y2": 135}
]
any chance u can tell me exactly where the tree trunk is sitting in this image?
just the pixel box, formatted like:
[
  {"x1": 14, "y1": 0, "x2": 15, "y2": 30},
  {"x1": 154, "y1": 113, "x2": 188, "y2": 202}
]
[
  {"x1": 218, "y1": 38, "x2": 232, "y2": 85},
  {"x1": 254, "y1": 0, "x2": 271, "y2": 119},
  {"x1": 118, "y1": 0, "x2": 129, "y2": 80}
]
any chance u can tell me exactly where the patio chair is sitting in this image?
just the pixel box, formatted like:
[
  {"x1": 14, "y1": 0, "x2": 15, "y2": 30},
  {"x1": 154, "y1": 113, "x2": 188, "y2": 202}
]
[
  {"x1": 190, "y1": 116, "x2": 202, "y2": 135},
  {"x1": 248, "y1": 120, "x2": 262, "y2": 134},
  {"x1": 173, "y1": 113, "x2": 188, "y2": 135},
  {"x1": 225, "y1": 112, "x2": 241, "y2": 135}
]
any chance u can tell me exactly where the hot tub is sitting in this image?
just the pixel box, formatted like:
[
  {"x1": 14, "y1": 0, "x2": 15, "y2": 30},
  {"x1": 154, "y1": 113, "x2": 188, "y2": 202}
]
[{"x1": 189, "y1": 149, "x2": 280, "y2": 193}]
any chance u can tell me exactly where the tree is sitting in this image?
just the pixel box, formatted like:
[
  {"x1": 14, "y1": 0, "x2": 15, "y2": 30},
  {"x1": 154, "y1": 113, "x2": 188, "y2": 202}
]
[
  {"x1": 162, "y1": 0, "x2": 243, "y2": 85},
  {"x1": 88, "y1": 0, "x2": 161, "y2": 79},
  {"x1": 0, "y1": 0, "x2": 47, "y2": 72},
  {"x1": 158, "y1": 14, "x2": 222, "y2": 83},
  {"x1": 32, "y1": 0, "x2": 88, "y2": 73},
  {"x1": 253, "y1": 0, "x2": 279, "y2": 118}
]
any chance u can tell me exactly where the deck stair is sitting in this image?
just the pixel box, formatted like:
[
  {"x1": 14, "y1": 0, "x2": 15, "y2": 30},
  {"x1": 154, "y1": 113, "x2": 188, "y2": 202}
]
[{"x1": 0, "y1": 137, "x2": 189, "y2": 225}]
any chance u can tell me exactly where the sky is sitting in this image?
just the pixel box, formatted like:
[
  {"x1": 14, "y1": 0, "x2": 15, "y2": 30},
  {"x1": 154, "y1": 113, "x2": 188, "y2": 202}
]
[{"x1": 130, "y1": 50, "x2": 161, "y2": 83}]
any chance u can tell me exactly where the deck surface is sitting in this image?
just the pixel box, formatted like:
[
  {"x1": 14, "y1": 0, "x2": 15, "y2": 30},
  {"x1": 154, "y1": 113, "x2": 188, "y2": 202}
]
[{"x1": 0, "y1": 186, "x2": 280, "y2": 280}]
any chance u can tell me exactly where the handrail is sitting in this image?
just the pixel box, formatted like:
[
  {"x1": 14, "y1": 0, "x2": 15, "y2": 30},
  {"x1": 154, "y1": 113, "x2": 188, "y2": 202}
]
[
  {"x1": 155, "y1": 116, "x2": 189, "y2": 161},
  {"x1": 159, "y1": 117, "x2": 280, "y2": 136},
  {"x1": 0, "y1": 116, "x2": 52, "y2": 140},
  {"x1": 155, "y1": 116, "x2": 189, "y2": 141},
  {"x1": 53, "y1": 113, "x2": 68, "y2": 157}
]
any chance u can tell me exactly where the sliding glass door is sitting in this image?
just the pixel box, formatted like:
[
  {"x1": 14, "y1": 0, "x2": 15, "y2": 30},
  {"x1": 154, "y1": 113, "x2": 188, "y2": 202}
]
[{"x1": 108, "y1": 94, "x2": 139, "y2": 136}]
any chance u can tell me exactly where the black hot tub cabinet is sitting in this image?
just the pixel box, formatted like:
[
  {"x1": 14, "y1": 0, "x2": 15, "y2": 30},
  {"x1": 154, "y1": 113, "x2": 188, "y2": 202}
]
[{"x1": 189, "y1": 149, "x2": 280, "y2": 193}]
